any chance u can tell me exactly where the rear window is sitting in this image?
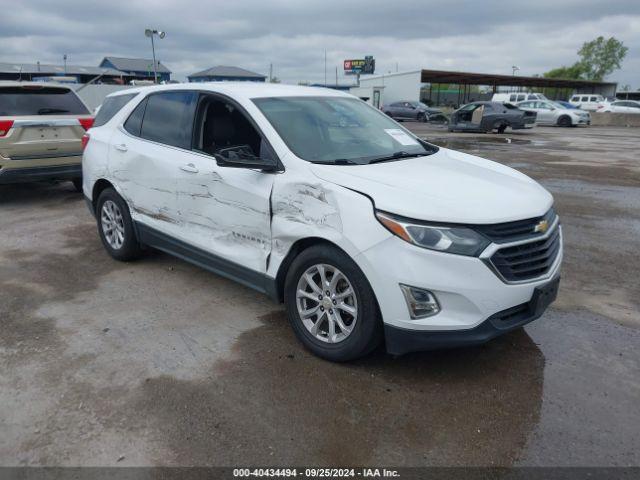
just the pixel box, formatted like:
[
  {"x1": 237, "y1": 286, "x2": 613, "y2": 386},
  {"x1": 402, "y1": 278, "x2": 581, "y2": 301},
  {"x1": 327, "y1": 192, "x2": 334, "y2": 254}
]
[
  {"x1": 0, "y1": 86, "x2": 89, "y2": 116},
  {"x1": 136, "y1": 91, "x2": 198, "y2": 149},
  {"x1": 93, "y1": 93, "x2": 137, "y2": 127}
]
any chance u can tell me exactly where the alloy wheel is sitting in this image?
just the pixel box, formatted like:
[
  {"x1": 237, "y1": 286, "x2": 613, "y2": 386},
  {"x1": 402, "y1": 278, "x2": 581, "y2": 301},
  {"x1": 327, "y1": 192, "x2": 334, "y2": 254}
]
[
  {"x1": 296, "y1": 264, "x2": 358, "y2": 344},
  {"x1": 101, "y1": 200, "x2": 125, "y2": 250}
]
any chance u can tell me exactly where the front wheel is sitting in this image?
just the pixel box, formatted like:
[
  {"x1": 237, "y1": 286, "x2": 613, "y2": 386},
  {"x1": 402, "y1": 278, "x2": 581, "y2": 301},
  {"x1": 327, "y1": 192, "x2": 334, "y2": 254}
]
[
  {"x1": 557, "y1": 115, "x2": 572, "y2": 127},
  {"x1": 96, "y1": 188, "x2": 142, "y2": 261},
  {"x1": 284, "y1": 244, "x2": 382, "y2": 362}
]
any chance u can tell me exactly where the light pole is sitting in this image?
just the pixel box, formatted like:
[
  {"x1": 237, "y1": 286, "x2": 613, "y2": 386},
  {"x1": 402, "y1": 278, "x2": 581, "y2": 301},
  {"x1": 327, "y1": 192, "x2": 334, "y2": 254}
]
[
  {"x1": 63, "y1": 54, "x2": 67, "y2": 75},
  {"x1": 145, "y1": 28, "x2": 165, "y2": 83},
  {"x1": 512, "y1": 65, "x2": 519, "y2": 76}
]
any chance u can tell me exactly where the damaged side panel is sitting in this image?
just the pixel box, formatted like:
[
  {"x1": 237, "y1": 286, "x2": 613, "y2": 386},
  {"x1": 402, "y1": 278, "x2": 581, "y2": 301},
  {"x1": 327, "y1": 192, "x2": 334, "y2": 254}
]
[{"x1": 268, "y1": 170, "x2": 390, "y2": 280}]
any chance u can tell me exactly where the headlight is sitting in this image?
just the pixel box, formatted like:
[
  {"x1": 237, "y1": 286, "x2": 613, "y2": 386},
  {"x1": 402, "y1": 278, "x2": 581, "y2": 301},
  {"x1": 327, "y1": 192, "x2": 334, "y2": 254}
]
[{"x1": 375, "y1": 211, "x2": 490, "y2": 256}]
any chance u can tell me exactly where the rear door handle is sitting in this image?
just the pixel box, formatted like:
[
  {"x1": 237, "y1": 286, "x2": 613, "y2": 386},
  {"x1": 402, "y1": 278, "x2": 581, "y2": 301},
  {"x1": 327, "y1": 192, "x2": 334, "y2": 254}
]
[
  {"x1": 180, "y1": 163, "x2": 199, "y2": 173},
  {"x1": 114, "y1": 143, "x2": 128, "y2": 152}
]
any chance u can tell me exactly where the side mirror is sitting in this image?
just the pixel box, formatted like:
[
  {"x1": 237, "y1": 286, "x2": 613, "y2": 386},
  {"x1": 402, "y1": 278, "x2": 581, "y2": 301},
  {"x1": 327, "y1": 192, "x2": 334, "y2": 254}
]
[{"x1": 214, "y1": 145, "x2": 278, "y2": 172}]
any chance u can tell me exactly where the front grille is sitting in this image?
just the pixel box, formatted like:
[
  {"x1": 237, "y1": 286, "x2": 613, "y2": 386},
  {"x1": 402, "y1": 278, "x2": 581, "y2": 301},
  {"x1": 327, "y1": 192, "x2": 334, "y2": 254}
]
[
  {"x1": 477, "y1": 208, "x2": 557, "y2": 243},
  {"x1": 489, "y1": 225, "x2": 561, "y2": 282}
]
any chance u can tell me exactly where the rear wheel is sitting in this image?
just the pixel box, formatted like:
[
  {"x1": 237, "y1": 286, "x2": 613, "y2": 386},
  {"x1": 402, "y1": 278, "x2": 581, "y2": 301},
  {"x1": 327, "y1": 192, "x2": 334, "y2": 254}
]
[
  {"x1": 492, "y1": 121, "x2": 507, "y2": 134},
  {"x1": 71, "y1": 177, "x2": 83, "y2": 193},
  {"x1": 417, "y1": 112, "x2": 427, "y2": 122},
  {"x1": 96, "y1": 188, "x2": 142, "y2": 261},
  {"x1": 284, "y1": 244, "x2": 382, "y2": 362},
  {"x1": 557, "y1": 115, "x2": 572, "y2": 127}
]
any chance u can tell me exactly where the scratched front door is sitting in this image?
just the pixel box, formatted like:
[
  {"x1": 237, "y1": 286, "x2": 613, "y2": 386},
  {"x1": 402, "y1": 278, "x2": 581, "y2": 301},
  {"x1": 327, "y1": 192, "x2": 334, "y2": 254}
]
[{"x1": 173, "y1": 150, "x2": 274, "y2": 274}]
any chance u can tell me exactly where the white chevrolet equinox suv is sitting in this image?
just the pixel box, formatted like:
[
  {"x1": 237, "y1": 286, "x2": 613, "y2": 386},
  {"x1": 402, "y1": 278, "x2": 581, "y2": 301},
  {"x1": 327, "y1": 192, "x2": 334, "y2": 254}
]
[{"x1": 82, "y1": 84, "x2": 562, "y2": 361}]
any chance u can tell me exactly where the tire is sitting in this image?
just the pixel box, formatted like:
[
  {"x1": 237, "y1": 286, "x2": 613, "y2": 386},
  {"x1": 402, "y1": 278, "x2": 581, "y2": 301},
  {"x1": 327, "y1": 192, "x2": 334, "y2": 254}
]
[
  {"x1": 557, "y1": 115, "x2": 572, "y2": 127},
  {"x1": 494, "y1": 121, "x2": 507, "y2": 134},
  {"x1": 71, "y1": 177, "x2": 83, "y2": 193},
  {"x1": 96, "y1": 188, "x2": 142, "y2": 261},
  {"x1": 417, "y1": 112, "x2": 426, "y2": 123},
  {"x1": 284, "y1": 244, "x2": 382, "y2": 362}
]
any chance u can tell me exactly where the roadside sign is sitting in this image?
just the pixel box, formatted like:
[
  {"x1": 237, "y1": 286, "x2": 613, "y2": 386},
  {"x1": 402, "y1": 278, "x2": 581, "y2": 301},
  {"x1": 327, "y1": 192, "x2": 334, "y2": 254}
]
[{"x1": 344, "y1": 56, "x2": 375, "y2": 75}]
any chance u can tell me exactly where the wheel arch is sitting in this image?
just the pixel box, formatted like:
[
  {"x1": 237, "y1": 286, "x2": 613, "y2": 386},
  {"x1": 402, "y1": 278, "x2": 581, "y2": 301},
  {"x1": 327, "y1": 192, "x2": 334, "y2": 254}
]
[
  {"x1": 92, "y1": 179, "x2": 116, "y2": 211},
  {"x1": 273, "y1": 237, "x2": 350, "y2": 303}
]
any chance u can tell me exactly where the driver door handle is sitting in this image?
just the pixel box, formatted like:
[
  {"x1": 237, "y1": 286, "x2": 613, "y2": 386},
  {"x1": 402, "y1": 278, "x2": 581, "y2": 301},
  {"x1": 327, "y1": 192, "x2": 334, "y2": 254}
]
[
  {"x1": 114, "y1": 143, "x2": 128, "y2": 152},
  {"x1": 180, "y1": 163, "x2": 199, "y2": 173}
]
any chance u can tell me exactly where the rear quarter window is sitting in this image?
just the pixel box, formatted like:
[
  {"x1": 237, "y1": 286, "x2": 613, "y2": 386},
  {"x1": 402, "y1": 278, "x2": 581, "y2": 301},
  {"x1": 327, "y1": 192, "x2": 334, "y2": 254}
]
[
  {"x1": 93, "y1": 93, "x2": 137, "y2": 127},
  {"x1": 124, "y1": 97, "x2": 148, "y2": 137},
  {"x1": 0, "y1": 86, "x2": 89, "y2": 116}
]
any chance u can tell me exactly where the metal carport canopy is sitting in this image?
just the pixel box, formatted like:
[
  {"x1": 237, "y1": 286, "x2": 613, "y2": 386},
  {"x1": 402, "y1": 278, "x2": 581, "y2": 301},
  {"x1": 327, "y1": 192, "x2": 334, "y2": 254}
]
[{"x1": 419, "y1": 69, "x2": 616, "y2": 89}]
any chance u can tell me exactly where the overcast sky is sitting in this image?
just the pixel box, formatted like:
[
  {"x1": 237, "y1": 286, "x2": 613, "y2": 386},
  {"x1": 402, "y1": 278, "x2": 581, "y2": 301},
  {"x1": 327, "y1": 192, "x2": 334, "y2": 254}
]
[{"x1": 2, "y1": 0, "x2": 639, "y2": 87}]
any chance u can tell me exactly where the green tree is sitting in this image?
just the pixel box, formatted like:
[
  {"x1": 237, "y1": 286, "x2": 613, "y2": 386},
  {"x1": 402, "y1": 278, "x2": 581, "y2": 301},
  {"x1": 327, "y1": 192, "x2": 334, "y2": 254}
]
[
  {"x1": 577, "y1": 36, "x2": 628, "y2": 81},
  {"x1": 543, "y1": 63, "x2": 587, "y2": 80},
  {"x1": 542, "y1": 36, "x2": 628, "y2": 81}
]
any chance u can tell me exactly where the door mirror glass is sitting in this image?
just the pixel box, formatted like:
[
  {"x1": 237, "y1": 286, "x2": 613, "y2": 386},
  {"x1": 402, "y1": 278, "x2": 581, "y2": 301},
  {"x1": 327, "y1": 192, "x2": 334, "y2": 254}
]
[{"x1": 215, "y1": 145, "x2": 277, "y2": 171}]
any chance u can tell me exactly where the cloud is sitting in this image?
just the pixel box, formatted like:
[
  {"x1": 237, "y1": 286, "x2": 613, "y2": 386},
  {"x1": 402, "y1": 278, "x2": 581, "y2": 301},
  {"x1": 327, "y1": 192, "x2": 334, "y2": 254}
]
[{"x1": 1, "y1": 0, "x2": 638, "y2": 87}]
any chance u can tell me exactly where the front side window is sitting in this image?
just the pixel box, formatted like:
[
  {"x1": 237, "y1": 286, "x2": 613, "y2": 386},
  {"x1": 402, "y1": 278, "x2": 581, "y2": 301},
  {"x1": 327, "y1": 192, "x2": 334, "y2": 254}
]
[
  {"x1": 590, "y1": 96, "x2": 598, "y2": 102},
  {"x1": 253, "y1": 96, "x2": 435, "y2": 164},
  {"x1": 0, "y1": 86, "x2": 89, "y2": 116},
  {"x1": 139, "y1": 91, "x2": 198, "y2": 149},
  {"x1": 193, "y1": 95, "x2": 265, "y2": 160}
]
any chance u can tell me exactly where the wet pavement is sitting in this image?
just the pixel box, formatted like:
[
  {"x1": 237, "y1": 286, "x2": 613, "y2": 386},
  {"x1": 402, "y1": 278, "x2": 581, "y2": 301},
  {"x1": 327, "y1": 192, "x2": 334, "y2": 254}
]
[{"x1": 1, "y1": 125, "x2": 639, "y2": 467}]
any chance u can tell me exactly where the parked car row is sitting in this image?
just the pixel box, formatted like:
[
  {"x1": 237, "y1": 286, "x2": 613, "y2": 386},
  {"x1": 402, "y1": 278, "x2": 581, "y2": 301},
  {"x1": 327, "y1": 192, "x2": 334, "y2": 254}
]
[{"x1": 382, "y1": 101, "x2": 448, "y2": 123}]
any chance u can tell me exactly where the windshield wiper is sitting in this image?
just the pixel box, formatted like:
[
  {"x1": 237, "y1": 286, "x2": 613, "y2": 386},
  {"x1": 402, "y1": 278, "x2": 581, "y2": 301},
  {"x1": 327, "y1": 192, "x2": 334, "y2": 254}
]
[
  {"x1": 367, "y1": 151, "x2": 425, "y2": 164},
  {"x1": 312, "y1": 158, "x2": 360, "y2": 165},
  {"x1": 37, "y1": 108, "x2": 70, "y2": 115}
]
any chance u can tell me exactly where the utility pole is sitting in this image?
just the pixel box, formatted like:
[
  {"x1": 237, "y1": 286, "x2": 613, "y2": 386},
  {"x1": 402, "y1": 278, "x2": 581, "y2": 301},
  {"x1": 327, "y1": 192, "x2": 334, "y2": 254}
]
[
  {"x1": 324, "y1": 50, "x2": 327, "y2": 86},
  {"x1": 145, "y1": 29, "x2": 166, "y2": 83},
  {"x1": 335, "y1": 66, "x2": 338, "y2": 86},
  {"x1": 269, "y1": 63, "x2": 273, "y2": 83}
]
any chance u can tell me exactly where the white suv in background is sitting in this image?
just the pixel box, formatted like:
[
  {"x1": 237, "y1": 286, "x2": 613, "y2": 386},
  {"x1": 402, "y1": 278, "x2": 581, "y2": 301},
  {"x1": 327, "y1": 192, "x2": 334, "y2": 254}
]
[
  {"x1": 569, "y1": 94, "x2": 606, "y2": 111},
  {"x1": 82, "y1": 84, "x2": 562, "y2": 361}
]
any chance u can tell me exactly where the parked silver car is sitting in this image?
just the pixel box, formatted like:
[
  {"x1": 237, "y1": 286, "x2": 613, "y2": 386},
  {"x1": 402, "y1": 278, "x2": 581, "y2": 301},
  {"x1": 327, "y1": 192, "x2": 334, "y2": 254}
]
[{"x1": 516, "y1": 100, "x2": 590, "y2": 127}]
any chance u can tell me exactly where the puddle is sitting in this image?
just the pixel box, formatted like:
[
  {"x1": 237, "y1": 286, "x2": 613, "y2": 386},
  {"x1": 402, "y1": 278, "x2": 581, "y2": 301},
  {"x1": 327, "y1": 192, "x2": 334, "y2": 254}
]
[
  {"x1": 132, "y1": 311, "x2": 545, "y2": 466},
  {"x1": 425, "y1": 136, "x2": 553, "y2": 153}
]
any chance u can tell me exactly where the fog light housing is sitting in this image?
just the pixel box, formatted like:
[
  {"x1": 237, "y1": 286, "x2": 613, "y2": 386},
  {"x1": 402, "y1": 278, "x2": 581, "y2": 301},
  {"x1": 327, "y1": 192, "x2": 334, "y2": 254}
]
[{"x1": 399, "y1": 284, "x2": 440, "y2": 319}]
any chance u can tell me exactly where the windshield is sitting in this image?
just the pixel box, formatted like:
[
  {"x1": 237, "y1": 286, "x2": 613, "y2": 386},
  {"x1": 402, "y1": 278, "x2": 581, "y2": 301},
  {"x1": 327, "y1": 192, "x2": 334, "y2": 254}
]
[{"x1": 253, "y1": 96, "x2": 436, "y2": 164}]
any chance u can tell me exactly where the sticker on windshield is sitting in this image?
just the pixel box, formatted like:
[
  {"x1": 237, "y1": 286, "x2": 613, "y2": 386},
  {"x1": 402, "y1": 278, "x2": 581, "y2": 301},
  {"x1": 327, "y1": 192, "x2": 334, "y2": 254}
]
[{"x1": 384, "y1": 129, "x2": 419, "y2": 146}]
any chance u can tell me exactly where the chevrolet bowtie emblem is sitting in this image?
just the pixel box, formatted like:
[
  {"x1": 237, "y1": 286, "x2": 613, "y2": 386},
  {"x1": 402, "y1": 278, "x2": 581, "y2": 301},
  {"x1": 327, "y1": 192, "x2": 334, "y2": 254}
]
[{"x1": 534, "y1": 219, "x2": 549, "y2": 233}]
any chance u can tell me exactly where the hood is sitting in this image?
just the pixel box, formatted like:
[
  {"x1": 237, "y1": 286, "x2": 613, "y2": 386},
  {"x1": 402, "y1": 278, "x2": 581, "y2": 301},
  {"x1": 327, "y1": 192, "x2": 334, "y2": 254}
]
[{"x1": 310, "y1": 148, "x2": 553, "y2": 224}]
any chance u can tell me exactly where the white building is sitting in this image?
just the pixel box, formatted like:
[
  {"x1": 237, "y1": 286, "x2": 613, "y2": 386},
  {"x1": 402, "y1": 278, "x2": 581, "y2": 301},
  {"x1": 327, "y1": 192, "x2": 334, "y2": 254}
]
[{"x1": 350, "y1": 70, "x2": 421, "y2": 108}]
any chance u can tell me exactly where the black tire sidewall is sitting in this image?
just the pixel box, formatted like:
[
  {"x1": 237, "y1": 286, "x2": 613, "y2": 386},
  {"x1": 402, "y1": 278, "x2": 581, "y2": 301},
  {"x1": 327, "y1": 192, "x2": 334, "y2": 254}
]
[
  {"x1": 284, "y1": 245, "x2": 382, "y2": 362},
  {"x1": 96, "y1": 188, "x2": 141, "y2": 261}
]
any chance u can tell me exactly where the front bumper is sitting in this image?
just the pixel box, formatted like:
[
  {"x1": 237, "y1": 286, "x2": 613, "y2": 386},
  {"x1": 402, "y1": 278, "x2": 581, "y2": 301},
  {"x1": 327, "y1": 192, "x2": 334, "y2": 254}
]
[
  {"x1": 355, "y1": 224, "x2": 563, "y2": 353},
  {"x1": 384, "y1": 276, "x2": 559, "y2": 355},
  {"x1": 0, "y1": 164, "x2": 82, "y2": 184}
]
